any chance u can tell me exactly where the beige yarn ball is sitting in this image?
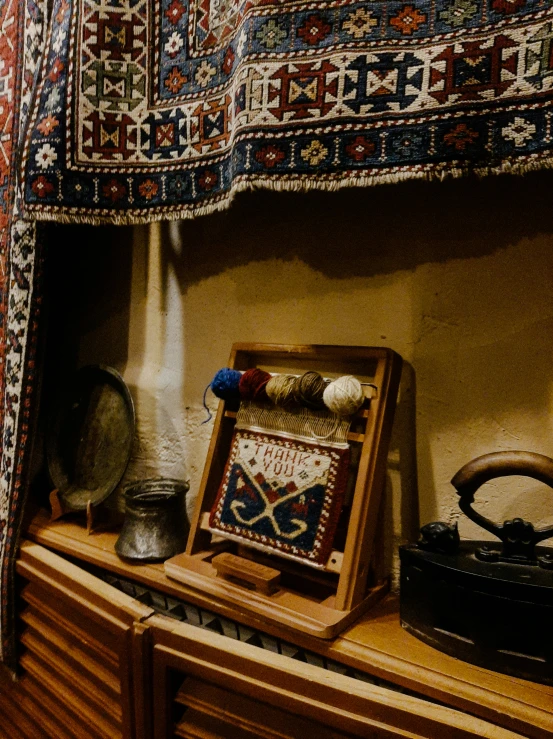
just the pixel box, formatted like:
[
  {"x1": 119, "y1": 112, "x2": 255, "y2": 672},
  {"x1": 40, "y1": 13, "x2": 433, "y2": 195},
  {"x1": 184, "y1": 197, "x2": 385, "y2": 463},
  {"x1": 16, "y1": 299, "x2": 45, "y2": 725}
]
[
  {"x1": 323, "y1": 375, "x2": 364, "y2": 416},
  {"x1": 266, "y1": 374, "x2": 297, "y2": 406}
]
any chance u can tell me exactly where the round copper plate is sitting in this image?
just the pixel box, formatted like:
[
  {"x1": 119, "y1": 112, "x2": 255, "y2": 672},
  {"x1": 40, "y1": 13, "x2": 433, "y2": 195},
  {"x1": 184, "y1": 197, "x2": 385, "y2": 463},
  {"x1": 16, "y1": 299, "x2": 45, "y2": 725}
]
[{"x1": 47, "y1": 365, "x2": 135, "y2": 511}]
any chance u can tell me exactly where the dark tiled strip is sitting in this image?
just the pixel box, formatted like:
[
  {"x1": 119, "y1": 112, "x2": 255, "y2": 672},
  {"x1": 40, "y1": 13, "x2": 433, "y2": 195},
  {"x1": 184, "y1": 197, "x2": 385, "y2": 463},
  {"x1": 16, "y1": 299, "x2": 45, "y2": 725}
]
[{"x1": 91, "y1": 566, "x2": 441, "y2": 701}]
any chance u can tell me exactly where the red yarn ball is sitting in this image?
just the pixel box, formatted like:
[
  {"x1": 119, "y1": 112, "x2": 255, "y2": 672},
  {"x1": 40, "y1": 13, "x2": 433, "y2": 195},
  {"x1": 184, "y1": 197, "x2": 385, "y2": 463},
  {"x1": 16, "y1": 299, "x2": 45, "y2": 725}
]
[{"x1": 239, "y1": 368, "x2": 272, "y2": 402}]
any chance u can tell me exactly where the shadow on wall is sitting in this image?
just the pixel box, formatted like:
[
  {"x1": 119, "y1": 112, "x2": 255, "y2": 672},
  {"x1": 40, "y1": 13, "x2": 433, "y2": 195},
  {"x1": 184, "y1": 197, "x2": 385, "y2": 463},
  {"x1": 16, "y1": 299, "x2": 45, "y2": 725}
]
[
  {"x1": 44, "y1": 223, "x2": 135, "y2": 375},
  {"x1": 164, "y1": 169, "x2": 553, "y2": 287},
  {"x1": 391, "y1": 362, "x2": 420, "y2": 544},
  {"x1": 379, "y1": 360, "x2": 420, "y2": 580},
  {"x1": 32, "y1": 224, "x2": 135, "y2": 507},
  {"x1": 156, "y1": 169, "x2": 553, "y2": 531}
]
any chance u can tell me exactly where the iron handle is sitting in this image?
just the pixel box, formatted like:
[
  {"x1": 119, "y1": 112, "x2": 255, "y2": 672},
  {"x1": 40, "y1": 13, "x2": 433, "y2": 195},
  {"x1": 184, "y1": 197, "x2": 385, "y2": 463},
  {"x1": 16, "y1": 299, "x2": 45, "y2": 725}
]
[{"x1": 451, "y1": 451, "x2": 553, "y2": 559}]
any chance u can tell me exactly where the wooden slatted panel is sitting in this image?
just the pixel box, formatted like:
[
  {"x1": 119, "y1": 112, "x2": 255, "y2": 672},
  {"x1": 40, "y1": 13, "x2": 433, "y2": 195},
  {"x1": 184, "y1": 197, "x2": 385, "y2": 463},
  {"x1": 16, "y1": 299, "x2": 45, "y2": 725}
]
[
  {"x1": 0, "y1": 677, "x2": 73, "y2": 739},
  {"x1": 173, "y1": 675, "x2": 356, "y2": 739},
  {"x1": 19, "y1": 634, "x2": 122, "y2": 729},
  {"x1": 151, "y1": 614, "x2": 526, "y2": 739},
  {"x1": 18, "y1": 657, "x2": 116, "y2": 739},
  {"x1": 0, "y1": 677, "x2": 54, "y2": 739},
  {"x1": 0, "y1": 666, "x2": 91, "y2": 739},
  {"x1": 175, "y1": 707, "x2": 259, "y2": 739},
  {"x1": 19, "y1": 602, "x2": 121, "y2": 698},
  {"x1": 22, "y1": 581, "x2": 121, "y2": 668},
  {"x1": 0, "y1": 541, "x2": 155, "y2": 739},
  {"x1": 6, "y1": 585, "x2": 123, "y2": 738},
  {"x1": 15, "y1": 581, "x2": 123, "y2": 736}
]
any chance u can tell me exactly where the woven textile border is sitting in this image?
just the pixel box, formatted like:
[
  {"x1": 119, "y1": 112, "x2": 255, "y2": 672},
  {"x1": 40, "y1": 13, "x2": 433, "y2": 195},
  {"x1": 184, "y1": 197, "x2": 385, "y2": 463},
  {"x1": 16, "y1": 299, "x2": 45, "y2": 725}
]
[
  {"x1": 21, "y1": 0, "x2": 553, "y2": 224},
  {"x1": 0, "y1": 0, "x2": 45, "y2": 669}
]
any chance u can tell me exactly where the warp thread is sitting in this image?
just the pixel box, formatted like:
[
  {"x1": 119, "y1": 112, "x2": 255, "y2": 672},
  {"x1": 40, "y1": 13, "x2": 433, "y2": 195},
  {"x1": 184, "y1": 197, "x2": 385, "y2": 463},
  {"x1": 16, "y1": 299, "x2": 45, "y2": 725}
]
[
  {"x1": 239, "y1": 368, "x2": 272, "y2": 402},
  {"x1": 323, "y1": 375, "x2": 365, "y2": 416},
  {"x1": 293, "y1": 371, "x2": 327, "y2": 411},
  {"x1": 266, "y1": 374, "x2": 296, "y2": 407}
]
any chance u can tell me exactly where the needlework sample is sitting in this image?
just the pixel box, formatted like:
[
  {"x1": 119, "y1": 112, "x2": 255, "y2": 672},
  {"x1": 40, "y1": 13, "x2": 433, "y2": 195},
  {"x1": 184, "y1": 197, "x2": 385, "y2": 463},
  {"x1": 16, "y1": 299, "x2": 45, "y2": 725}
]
[
  {"x1": 0, "y1": 0, "x2": 45, "y2": 668},
  {"x1": 22, "y1": 0, "x2": 553, "y2": 223},
  {"x1": 209, "y1": 427, "x2": 350, "y2": 568}
]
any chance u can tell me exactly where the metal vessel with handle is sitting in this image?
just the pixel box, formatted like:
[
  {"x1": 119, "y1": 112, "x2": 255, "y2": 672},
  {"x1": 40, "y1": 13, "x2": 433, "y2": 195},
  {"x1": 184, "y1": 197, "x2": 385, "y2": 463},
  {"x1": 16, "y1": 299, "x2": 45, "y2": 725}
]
[{"x1": 400, "y1": 451, "x2": 553, "y2": 685}]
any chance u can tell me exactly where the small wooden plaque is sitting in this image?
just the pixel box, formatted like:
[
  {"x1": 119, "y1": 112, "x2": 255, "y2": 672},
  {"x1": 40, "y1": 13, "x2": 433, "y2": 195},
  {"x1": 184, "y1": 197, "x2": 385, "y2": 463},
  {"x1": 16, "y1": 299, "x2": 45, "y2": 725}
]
[{"x1": 212, "y1": 552, "x2": 281, "y2": 595}]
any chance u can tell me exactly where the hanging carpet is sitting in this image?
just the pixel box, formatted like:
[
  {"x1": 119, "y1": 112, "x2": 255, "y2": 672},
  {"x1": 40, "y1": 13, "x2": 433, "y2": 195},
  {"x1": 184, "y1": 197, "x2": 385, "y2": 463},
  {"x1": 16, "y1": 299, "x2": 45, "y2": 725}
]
[
  {"x1": 21, "y1": 0, "x2": 553, "y2": 223},
  {"x1": 0, "y1": 0, "x2": 46, "y2": 669}
]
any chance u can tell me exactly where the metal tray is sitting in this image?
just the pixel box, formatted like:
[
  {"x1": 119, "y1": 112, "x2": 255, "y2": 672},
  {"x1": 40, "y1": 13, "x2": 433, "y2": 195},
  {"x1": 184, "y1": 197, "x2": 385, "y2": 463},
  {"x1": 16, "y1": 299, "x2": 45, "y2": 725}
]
[{"x1": 47, "y1": 365, "x2": 135, "y2": 511}]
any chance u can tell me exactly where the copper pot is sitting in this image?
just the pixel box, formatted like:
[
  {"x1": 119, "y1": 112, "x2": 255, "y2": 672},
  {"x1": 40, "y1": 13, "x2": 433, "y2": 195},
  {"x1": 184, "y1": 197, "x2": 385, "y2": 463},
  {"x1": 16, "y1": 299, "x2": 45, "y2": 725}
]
[{"x1": 115, "y1": 478, "x2": 189, "y2": 561}]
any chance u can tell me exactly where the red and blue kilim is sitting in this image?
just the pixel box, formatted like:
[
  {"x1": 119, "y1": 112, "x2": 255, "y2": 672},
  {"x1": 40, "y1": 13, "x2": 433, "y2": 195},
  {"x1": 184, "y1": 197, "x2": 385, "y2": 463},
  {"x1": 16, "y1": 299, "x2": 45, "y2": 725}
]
[
  {"x1": 0, "y1": 0, "x2": 45, "y2": 669},
  {"x1": 20, "y1": 0, "x2": 553, "y2": 222},
  {"x1": 209, "y1": 428, "x2": 350, "y2": 568}
]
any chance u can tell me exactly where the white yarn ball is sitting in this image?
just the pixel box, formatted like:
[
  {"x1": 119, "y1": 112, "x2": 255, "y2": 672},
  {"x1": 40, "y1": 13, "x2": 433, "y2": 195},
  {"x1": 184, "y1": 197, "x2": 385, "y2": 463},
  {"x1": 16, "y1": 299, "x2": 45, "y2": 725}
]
[{"x1": 323, "y1": 375, "x2": 364, "y2": 416}]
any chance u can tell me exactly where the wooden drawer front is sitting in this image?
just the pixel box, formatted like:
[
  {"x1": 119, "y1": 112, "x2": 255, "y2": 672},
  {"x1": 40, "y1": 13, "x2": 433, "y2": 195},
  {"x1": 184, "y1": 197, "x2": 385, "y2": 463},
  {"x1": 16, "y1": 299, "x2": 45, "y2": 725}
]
[
  {"x1": 151, "y1": 616, "x2": 524, "y2": 739},
  {"x1": 17, "y1": 580, "x2": 124, "y2": 739},
  {"x1": 0, "y1": 542, "x2": 154, "y2": 739},
  {"x1": 174, "y1": 674, "x2": 356, "y2": 739}
]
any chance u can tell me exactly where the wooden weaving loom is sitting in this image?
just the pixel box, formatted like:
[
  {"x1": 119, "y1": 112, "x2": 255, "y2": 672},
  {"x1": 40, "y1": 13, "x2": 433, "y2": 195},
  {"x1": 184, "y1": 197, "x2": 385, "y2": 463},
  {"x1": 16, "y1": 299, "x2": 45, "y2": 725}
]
[{"x1": 165, "y1": 343, "x2": 403, "y2": 638}]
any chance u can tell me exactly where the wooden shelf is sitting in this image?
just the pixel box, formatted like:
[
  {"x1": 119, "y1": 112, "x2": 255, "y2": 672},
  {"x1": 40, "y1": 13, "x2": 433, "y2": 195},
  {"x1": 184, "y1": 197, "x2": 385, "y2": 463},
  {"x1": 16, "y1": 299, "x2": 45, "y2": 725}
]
[{"x1": 25, "y1": 508, "x2": 553, "y2": 739}]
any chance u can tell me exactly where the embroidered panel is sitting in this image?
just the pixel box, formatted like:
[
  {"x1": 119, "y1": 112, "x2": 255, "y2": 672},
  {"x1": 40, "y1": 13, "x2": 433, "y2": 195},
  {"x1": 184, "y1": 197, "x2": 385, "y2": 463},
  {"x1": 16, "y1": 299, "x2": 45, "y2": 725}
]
[
  {"x1": 22, "y1": 0, "x2": 553, "y2": 222},
  {"x1": 209, "y1": 429, "x2": 349, "y2": 568}
]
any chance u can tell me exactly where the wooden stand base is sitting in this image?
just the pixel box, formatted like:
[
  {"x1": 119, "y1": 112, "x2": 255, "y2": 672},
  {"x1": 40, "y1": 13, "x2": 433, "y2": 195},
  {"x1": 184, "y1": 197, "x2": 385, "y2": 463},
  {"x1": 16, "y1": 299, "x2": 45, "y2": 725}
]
[
  {"x1": 49, "y1": 489, "x2": 119, "y2": 535},
  {"x1": 164, "y1": 551, "x2": 389, "y2": 639}
]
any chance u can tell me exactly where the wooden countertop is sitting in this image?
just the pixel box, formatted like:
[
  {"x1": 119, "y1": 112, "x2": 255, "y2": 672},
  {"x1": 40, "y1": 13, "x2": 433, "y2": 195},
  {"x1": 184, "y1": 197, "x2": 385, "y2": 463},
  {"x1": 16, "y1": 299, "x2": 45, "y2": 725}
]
[{"x1": 25, "y1": 508, "x2": 553, "y2": 739}]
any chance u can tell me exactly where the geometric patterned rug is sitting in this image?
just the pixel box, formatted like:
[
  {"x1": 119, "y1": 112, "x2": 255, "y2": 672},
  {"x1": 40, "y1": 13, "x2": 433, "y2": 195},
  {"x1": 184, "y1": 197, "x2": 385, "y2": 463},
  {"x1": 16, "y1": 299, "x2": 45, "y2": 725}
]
[
  {"x1": 22, "y1": 0, "x2": 553, "y2": 223},
  {"x1": 209, "y1": 427, "x2": 350, "y2": 568},
  {"x1": 0, "y1": 0, "x2": 45, "y2": 669}
]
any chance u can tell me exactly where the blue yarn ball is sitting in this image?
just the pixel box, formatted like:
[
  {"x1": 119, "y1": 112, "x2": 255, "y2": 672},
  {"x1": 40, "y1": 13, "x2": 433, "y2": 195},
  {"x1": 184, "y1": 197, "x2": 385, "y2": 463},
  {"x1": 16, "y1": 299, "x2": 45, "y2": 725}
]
[{"x1": 211, "y1": 368, "x2": 242, "y2": 400}]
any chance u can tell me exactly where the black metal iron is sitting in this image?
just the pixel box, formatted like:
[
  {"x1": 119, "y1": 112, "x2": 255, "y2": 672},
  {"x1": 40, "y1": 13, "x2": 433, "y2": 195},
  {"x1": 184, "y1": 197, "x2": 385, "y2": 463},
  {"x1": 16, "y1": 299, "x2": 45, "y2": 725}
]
[
  {"x1": 115, "y1": 478, "x2": 189, "y2": 562},
  {"x1": 400, "y1": 450, "x2": 553, "y2": 685}
]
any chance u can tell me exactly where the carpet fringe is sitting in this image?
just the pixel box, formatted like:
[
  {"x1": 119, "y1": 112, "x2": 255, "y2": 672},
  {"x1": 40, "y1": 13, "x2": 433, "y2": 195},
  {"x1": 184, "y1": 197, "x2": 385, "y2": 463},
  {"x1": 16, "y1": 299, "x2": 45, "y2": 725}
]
[{"x1": 23, "y1": 156, "x2": 553, "y2": 226}]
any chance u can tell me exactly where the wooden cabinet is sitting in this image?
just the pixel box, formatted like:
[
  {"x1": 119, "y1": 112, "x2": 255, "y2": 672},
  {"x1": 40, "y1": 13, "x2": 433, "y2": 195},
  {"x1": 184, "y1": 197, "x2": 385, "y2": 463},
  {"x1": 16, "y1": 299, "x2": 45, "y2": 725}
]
[
  {"x1": 0, "y1": 543, "x2": 153, "y2": 739},
  {"x1": 1, "y1": 536, "x2": 552, "y2": 739},
  {"x1": 149, "y1": 614, "x2": 519, "y2": 739}
]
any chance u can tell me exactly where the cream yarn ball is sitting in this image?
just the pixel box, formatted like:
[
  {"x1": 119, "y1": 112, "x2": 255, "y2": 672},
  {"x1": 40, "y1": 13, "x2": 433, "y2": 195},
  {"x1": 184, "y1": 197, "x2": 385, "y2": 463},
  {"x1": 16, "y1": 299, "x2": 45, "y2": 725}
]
[{"x1": 323, "y1": 375, "x2": 364, "y2": 416}]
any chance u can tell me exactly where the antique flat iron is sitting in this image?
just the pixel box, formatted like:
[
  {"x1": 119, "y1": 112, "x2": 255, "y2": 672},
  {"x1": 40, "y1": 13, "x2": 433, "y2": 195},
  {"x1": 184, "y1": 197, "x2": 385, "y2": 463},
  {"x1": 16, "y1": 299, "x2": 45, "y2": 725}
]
[{"x1": 400, "y1": 451, "x2": 553, "y2": 685}]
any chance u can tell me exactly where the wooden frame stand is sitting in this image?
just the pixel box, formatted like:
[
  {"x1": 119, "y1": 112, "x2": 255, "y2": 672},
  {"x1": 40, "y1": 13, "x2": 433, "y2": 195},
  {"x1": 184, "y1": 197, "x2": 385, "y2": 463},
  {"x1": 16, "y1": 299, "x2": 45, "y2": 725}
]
[
  {"x1": 49, "y1": 488, "x2": 99, "y2": 534},
  {"x1": 49, "y1": 489, "x2": 121, "y2": 534},
  {"x1": 165, "y1": 343, "x2": 403, "y2": 638}
]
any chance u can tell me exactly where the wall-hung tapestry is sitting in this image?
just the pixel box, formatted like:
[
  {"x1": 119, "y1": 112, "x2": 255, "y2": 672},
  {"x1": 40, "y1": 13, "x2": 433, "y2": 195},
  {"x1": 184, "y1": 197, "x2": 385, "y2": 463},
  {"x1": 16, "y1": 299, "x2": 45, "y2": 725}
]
[
  {"x1": 0, "y1": 0, "x2": 46, "y2": 668},
  {"x1": 2, "y1": 0, "x2": 553, "y2": 666}
]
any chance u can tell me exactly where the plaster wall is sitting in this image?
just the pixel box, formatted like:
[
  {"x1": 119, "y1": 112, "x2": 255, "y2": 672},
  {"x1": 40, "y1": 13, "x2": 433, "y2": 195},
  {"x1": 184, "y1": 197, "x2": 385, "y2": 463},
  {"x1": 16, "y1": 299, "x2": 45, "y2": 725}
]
[{"x1": 50, "y1": 172, "x2": 553, "y2": 581}]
